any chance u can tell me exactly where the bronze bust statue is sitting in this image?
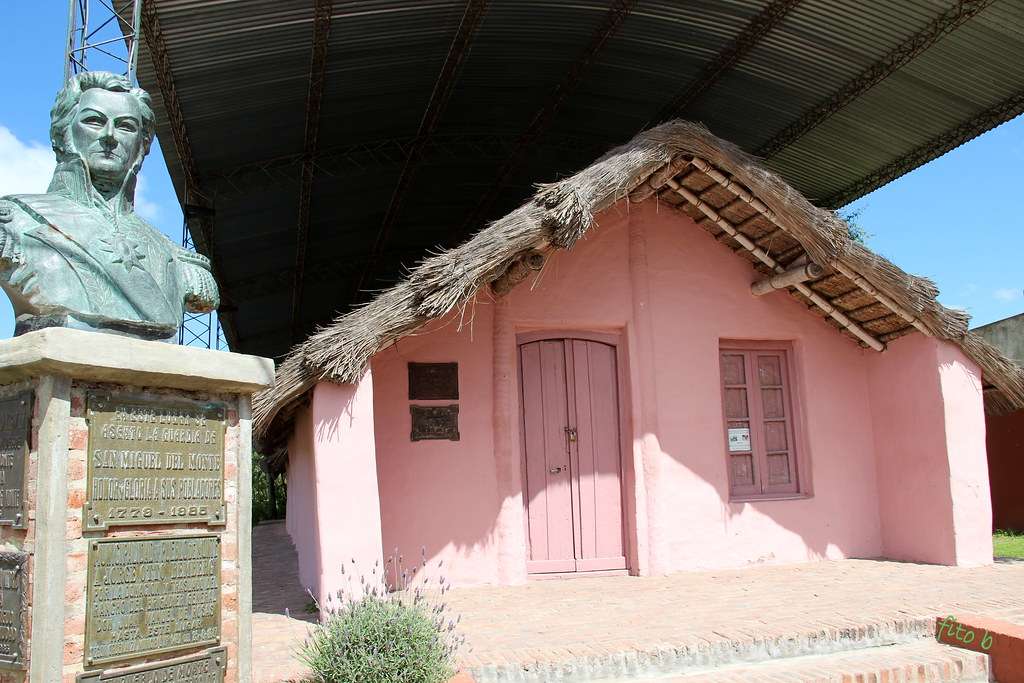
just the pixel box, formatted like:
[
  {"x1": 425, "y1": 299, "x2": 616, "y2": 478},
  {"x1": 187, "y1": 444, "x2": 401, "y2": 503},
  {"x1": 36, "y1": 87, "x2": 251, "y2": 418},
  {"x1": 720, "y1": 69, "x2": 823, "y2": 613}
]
[{"x1": 0, "y1": 72, "x2": 218, "y2": 340}]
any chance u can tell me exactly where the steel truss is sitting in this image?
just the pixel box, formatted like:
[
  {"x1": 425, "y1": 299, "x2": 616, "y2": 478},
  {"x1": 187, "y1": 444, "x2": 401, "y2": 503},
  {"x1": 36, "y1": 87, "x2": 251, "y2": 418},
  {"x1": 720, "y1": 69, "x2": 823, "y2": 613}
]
[{"x1": 64, "y1": 0, "x2": 142, "y2": 81}]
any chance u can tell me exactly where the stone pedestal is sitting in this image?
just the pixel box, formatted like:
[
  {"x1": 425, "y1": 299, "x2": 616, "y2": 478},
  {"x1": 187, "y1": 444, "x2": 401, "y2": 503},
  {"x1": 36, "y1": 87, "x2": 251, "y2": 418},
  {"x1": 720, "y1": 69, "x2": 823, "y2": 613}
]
[{"x1": 0, "y1": 328, "x2": 273, "y2": 683}]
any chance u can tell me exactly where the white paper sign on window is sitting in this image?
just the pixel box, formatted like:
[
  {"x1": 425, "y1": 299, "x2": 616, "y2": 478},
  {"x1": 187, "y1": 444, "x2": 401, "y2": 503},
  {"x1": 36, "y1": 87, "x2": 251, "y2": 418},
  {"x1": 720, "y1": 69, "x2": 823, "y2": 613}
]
[{"x1": 727, "y1": 427, "x2": 751, "y2": 452}]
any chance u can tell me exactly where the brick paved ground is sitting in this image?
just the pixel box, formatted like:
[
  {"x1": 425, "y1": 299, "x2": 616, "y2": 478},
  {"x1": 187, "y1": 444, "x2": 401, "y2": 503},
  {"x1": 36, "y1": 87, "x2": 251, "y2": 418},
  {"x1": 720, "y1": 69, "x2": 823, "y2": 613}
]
[
  {"x1": 251, "y1": 520, "x2": 1024, "y2": 682},
  {"x1": 450, "y1": 559, "x2": 1024, "y2": 673},
  {"x1": 252, "y1": 521, "x2": 317, "y2": 683}
]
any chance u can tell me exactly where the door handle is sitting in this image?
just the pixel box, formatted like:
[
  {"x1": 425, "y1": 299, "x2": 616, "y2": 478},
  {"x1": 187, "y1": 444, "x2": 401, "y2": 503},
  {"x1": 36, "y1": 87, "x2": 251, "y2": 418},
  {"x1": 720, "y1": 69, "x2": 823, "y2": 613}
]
[
  {"x1": 565, "y1": 427, "x2": 577, "y2": 443},
  {"x1": 549, "y1": 466, "x2": 564, "y2": 474}
]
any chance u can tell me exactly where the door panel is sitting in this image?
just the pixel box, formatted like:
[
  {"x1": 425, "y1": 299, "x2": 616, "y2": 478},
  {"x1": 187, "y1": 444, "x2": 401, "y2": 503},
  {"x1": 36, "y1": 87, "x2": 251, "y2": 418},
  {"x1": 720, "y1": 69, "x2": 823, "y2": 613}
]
[
  {"x1": 520, "y1": 340, "x2": 576, "y2": 572},
  {"x1": 570, "y1": 340, "x2": 625, "y2": 568},
  {"x1": 520, "y1": 337, "x2": 626, "y2": 574}
]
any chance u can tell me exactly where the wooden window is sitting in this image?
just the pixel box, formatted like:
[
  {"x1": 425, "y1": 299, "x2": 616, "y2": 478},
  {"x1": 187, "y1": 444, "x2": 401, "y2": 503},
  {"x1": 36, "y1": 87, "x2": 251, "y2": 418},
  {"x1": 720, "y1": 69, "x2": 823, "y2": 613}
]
[{"x1": 719, "y1": 344, "x2": 801, "y2": 498}]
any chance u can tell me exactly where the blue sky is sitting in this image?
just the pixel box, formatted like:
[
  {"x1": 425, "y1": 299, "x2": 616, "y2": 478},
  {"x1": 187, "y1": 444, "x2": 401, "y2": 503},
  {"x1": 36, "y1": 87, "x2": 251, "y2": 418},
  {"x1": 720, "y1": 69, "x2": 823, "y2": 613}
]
[{"x1": 0, "y1": 4, "x2": 1021, "y2": 341}]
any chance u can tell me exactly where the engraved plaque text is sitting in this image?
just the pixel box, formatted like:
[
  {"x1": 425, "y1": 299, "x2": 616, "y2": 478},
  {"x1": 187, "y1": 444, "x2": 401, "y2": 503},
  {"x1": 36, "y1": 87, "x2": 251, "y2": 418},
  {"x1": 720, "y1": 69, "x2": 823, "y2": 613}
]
[
  {"x1": 408, "y1": 362, "x2": 459, "y2": 400},
  {"x1": 0, "y1": 392, "x2": 30, "y2": 528},
  {"x1": 85, "y1": 534, "x2": 221, "y2": 666},
  {"x1": 78, "y1": 646, "x2": 227, "y2": 682},
  {"x1": 0, "y1": 552, "x2": 27, "y2": 668},
  {"x1": 410, "y1": 405, "x2": 460, "y2": 441},
  {"x1": 85, "y1": 392, "x2": 226, "y2": 530}
]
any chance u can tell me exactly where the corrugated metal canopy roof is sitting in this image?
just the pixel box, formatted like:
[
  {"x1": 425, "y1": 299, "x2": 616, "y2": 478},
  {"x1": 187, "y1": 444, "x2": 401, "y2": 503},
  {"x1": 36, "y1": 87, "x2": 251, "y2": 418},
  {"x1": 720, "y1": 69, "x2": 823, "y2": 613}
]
[{"x1": 136, "y1": 0, "x2": 1024, "y2": 359}]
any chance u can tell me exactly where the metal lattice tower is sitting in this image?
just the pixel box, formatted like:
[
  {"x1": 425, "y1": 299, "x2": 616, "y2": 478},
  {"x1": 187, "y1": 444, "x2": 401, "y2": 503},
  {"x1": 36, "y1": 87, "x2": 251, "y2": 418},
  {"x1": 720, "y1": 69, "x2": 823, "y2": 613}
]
[
  {"x1": 64, "y1": 0, "x2": 143, "y2": 81},
  {"x1": 64, "y1": 0, "x2": 226, "y2": 350}
]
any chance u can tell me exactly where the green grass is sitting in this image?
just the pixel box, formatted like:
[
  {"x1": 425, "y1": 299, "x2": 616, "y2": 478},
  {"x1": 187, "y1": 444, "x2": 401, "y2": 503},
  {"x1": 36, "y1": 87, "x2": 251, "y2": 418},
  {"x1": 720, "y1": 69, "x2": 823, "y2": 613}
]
[{"x1": 994, "y1": 530, "x2": 1024, "y2": 559}]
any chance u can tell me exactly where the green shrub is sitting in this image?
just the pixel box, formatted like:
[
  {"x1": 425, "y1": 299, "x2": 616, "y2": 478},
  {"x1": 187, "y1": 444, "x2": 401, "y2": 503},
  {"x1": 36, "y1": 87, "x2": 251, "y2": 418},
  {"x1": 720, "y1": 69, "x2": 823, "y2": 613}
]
[{"x1": 299, "y1": 553, "x2": 463, "y2": 683}]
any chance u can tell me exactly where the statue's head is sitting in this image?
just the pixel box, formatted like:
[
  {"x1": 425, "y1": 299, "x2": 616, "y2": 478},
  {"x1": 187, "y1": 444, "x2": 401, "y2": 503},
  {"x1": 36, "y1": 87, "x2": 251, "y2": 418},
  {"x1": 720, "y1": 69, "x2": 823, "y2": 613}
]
[{"x1": 49, "y1": 72, "x2": 156, "y2": 192}]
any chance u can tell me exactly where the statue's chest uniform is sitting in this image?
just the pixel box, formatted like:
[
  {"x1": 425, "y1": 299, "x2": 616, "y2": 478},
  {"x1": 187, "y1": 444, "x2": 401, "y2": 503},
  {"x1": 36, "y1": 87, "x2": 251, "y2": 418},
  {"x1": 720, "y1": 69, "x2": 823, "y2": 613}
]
[{"x1": 0, "y1": 193, "x2": 184, "y2": 331}]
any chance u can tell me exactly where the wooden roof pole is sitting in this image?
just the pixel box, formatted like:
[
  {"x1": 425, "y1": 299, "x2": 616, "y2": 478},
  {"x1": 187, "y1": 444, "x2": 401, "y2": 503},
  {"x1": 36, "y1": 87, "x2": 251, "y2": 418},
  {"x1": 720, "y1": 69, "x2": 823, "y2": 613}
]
[
  {"x1": 665, "y1": 178, "x2": 885, "y2": 351},
  {"x1": 751, "y1": 262, "x2": 824, "y2": 296},
  {"x1": 688, "y1": 157, "x2": 933, "y2": 337}
]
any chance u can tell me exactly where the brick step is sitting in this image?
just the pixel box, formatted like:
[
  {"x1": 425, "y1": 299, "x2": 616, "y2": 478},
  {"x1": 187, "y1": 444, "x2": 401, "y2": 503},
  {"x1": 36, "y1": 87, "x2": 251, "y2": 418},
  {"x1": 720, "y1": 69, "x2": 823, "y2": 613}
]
[
  {"x1": 467, "y1": 617, "x2": 938, "y2": 682},
  {"x1": 620, "y1": 640, "x2": 991, "y2": 682}
]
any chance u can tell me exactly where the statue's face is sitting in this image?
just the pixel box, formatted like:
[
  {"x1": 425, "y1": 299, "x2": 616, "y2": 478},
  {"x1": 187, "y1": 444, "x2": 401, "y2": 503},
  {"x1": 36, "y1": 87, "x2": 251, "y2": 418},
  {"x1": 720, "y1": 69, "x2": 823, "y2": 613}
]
[{"x1": 70, "y1": 88, "x2": 144, "y2": 184}]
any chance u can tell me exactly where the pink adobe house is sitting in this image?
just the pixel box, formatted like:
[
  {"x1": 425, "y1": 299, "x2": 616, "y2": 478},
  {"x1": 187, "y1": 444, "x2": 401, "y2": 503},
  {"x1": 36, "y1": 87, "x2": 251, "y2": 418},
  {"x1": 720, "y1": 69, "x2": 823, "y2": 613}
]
[{"x1": 253, "y1": 122, "x2": 1024, "y2": 605}]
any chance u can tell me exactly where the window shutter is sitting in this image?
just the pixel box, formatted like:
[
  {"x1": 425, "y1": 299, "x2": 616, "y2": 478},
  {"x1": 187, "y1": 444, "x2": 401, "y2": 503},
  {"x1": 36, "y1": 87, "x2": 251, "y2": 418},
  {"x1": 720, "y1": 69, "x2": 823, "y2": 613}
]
[
  {"x1": 720, "y1": 344, "x2": 801, "y2": 498},
  {"x1": 755, "y1": 353, "x2": 798, "y2": 494},
  {"x1": 720, "y1": 352, "x2": 758, "y2": 497}
]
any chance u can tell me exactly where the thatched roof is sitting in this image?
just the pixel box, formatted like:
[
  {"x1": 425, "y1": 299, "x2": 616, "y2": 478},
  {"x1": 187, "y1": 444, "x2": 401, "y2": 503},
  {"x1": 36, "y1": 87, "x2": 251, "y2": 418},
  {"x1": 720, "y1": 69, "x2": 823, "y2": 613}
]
[{"x1": 253, "y1": 120, "x2": 1024, "y2": 448}]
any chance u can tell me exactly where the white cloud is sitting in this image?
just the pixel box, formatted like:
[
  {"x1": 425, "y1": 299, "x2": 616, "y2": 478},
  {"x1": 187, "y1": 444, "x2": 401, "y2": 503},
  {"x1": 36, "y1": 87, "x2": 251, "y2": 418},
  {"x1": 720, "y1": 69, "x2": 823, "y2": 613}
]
[
  {"x1": 0, "y1": 126, "x2": 53, "y2": 196},
  {"x1": 0, "y1": 126, "x2": 164, "y2": 222},
  {"x1": 134, "y1": 172, "x2": 161, "y2": 221},
  {"x1": 994, "y1": 288, "x2": 1023, "y2": 302}
]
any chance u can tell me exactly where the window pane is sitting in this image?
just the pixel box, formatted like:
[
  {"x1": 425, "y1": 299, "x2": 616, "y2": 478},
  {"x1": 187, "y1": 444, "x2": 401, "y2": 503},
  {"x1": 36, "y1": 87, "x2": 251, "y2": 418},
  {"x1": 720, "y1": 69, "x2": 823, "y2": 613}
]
[
  {"x1": 767, "y1": 453, "x2": 791, "y2": 484},
  {"x1": 757, "y1": 355, "x2": 782, "y2": 386},
  {"x1": 731, "y1": 454, "x2": 755, "y2": 486},
  {"x1": 724, "y1": 388, "x2": 749, "y2": 420},
  {"x1": 761, "y1": 387, "x2": 785, "y2": 419},
  {"x1": 721, "y1": 354, "x2": 745, "y2": 385},
  {"x1": 764, "y1": 420, "x2": 788, "y2": 452}
]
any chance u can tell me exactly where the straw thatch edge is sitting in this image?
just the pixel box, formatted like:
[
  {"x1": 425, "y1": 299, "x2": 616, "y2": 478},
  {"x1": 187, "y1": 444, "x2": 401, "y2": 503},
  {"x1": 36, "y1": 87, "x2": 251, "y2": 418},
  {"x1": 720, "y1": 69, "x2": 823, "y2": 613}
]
[{"x1": 253, "y1": 120, "x2": 1024, "y2": 443}]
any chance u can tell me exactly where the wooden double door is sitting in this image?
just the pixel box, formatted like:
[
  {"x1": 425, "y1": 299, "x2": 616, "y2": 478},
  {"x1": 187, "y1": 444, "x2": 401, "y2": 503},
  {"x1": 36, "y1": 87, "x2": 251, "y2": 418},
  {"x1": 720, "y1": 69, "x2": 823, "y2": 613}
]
[{"x1": 519, "y1": 337, "x2": 626, "y2": 574}]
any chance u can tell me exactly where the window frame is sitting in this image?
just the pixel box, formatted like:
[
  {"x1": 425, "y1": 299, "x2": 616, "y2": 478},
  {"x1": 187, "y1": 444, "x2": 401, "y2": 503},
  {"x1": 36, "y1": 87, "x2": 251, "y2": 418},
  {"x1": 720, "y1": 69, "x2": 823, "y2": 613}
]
[{"x1": 718, "y1": 340, "x2": 810, "y2": 502}]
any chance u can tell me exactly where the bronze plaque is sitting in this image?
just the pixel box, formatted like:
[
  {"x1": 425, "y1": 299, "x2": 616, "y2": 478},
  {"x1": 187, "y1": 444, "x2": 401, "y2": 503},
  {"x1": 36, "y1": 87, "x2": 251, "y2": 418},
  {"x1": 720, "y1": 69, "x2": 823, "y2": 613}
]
[
  {"x1": 408, "y1": 362, "x2": 459, "y2": 400},
  {"x1": 85, "y1": 534, "x2": 221, "y2": 666},
  {"x1": 0, "y1": 392, "x2": 30, "y2": 528},
  {"x1": 0, "y1": 552, "x2": 27, "y2": 668},
  {"x1": 410, "y1": 405, "x2": 460, "y2": 441},
  {"x1": 85, "y1": 392, "x2": 226, "y2": 531},
  {"x1": 78, "y1": 646, "x2": 227, "y2": 682}
]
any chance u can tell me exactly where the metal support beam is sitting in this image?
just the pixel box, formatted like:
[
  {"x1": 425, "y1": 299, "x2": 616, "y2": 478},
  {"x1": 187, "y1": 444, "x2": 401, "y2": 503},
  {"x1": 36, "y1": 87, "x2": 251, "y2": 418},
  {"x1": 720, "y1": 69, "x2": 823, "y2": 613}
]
[
  {"x1": 461, "y1": 0, "x2": 638, "y2": 235},
  {"x1": 140, "y1": 2, "x2": 238, "y2": 350},
  {"x1": 140, "y1": 1, "x2": 203, "y2": 205},
  {"x1": 204, "y1": 132, "x2": 604, "y2": 197},
  {"x1": 823, "y1": 88, "x2": 1024, "y2": 208},
  {"x1": 354, "y1": 0, "x2": 489, "y2": 302},
  {"x1": 649, "y1": 0, "x2": 803, "y2": 125},
  {"x1": 290, "y1": 0, "x2": 333, "y2": 340},
  {"x1": 757, "y1": 0, "x2": 996, "y2": 159}
]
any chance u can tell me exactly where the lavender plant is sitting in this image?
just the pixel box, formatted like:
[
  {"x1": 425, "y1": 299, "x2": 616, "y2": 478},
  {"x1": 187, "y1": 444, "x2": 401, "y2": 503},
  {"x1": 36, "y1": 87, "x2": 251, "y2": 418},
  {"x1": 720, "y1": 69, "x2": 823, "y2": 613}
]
[{"x1": 298, "y1": 548, "x2": 465, "y2": 683}]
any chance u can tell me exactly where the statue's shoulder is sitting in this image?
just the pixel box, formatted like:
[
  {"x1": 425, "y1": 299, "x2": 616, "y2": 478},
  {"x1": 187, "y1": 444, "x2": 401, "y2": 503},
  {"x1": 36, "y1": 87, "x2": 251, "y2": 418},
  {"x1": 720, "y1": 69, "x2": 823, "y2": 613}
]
[
  {"x1": 2, "y1": 193, "x2": 80, "y2": 219},
  {"x1": 0, "y1": 194, "x2": 50, "y2": 226}
]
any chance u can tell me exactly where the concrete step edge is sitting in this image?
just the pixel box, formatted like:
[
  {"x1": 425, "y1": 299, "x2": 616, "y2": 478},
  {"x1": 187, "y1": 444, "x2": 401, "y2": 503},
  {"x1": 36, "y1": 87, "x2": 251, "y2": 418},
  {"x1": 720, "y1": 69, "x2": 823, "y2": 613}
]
[
  {"x1": 648, "y1": 639, "x2": 991, "y2": 683},
  {"x1": 467, "y1": 617, "x2": 939, "y2": 682}
]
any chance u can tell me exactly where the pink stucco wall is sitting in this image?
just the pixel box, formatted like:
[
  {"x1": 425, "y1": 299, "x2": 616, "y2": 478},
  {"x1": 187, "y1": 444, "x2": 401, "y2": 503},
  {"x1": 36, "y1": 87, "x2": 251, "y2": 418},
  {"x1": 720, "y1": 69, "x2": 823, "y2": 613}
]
[
  {"x1": 292, "y1": 198, "x2": 992, "y2": 586},
  {"x1": 286, "y1": 405, "x2": 321, "y2": 594},
  {"x1": 867, "y1": 334, "x2": 991, "y2": 566},
  {"x1": 285, "y1": 375, "x2": 384, "y2": 606}
]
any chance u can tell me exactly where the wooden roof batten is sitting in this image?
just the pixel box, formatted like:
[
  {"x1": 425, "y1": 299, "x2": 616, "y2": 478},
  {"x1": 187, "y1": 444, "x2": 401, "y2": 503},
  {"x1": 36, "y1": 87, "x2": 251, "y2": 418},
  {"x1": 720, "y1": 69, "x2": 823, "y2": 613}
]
[
  {"x1": 252, "y1": 121, "x2": 1024, "y2": 445},
  {"x1": 756, "y1": 0, "x2": 998, "y2": 160},
  {"x1": 663, "y1": 175, "x2": 886, "y2": 352},
  {"x1": 685, "y1": 156, "x2": 933, "y2": 339}
]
